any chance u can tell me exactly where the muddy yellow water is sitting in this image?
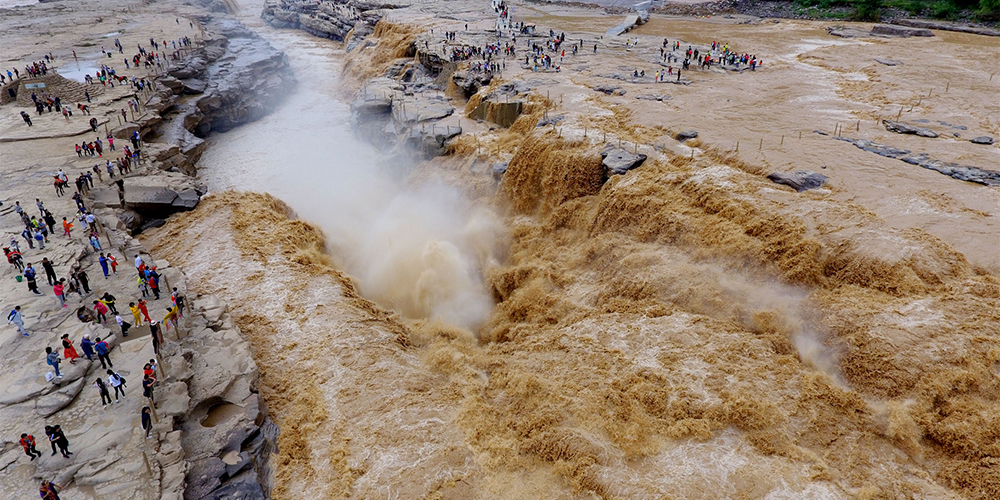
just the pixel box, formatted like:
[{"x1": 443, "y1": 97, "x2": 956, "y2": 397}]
[{"x1": 147, "y1": 3, "x2": 1000, "y2": 499}]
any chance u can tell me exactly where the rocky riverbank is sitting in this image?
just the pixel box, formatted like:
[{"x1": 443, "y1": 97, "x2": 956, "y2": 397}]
[{"x1": 0, "y1": 0, "x2": 293, "y2": 498}]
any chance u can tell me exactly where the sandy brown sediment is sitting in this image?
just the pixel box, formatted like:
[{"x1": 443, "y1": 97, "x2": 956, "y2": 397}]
[{"x1": 150, "y1": 1, "x2": 1000, "y2": 498}]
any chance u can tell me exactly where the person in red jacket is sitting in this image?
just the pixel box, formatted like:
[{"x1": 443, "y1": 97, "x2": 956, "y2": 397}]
[{"x1": 20, "y1": 433, "x2": 42, "y2": 460}]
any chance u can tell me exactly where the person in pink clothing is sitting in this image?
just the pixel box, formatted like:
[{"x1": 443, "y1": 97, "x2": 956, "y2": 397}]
[
  {"x1": 53, "y1": 280, "x2": 66, "y2": 308},
  {"x1": 92, "y1": 300, "x2": 109, "y2": 323}
]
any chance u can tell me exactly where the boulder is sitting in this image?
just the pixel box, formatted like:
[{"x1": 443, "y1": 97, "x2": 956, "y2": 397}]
[
  {"x1": 766, "y1": 171, "x2": 828, "y2": 192},
  {"x1": 971, "y1": 136, "x2": 994, "y2": 145},
  {"x1": 492, "y1": 162, "x2": 508, "y2": 181},
  {"x1": 452, "y1": 70, "x2": 492, "y2": 97},
  {"x1": 871, "y1": 24, "x2": 934, "y2": 37},
  {"x1": 674, "y1": 130, "x2": 698, "y2": 141},
  {"x1": 181, "y1": 79, "x2": 208, "y2": 94},
  {"x1": 882, "y1": 120, "x2": 938, "y2": 138},
  {"x1": 601, "y1": 147, "x2": 647, "y2": 175}
]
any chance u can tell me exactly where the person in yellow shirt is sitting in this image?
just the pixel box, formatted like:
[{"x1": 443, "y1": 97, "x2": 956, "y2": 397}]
[
  {"x1": 129, "y1": 302, "x2": 143, "y2": 326},
  {"x1": 163, "y1": 305, "x2": 178, "y2": 331}
]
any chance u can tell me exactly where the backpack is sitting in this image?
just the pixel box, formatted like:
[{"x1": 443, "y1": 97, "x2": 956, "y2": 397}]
[
  {"x1": 95, "y1": 341, "x2": 108, "y2": 355},
  {"x1": 115, "y1": 373, "x2": 127, "y2": 386}
]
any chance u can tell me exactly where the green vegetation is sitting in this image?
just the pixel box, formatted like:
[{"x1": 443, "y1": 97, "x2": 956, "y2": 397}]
[
  {"x1": 852, "y1": 0, "x2": 884, "y2": 20},
  {"x1": 796, "y1": 0, "x2": 1000, "y2": 20}
]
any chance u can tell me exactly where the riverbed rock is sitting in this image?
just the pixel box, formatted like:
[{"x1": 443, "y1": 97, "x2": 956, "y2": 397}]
[
  {"x1": 601, "y1": 147, "x2": 647, "y2": 175},
  {"x1": 971, "y1": 136, "x2": 994, "y2": 145},
  {"x1": 883, "y1": 120, "x2": 938, "y2": 138},
  {"x1": 766, "y1": 171, "x2": 828, "y2": 192},
  {"x1": 675, "y1": 130, "x2": 699, "y2": 141},
  {"x1": 452, "y1": 70, "x2": 493, "y2": 97},
  {"x1": 871, "y1": 24, "x2": 934, "y2": 37}
]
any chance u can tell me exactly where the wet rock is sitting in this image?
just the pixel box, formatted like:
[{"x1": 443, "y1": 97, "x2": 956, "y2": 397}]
[
  {"x1": 827, "y1": 26, "x2": 871, "y2": 38},
  {"x1": 536, "y1": 115, "x2": 564, "y2": 127},
  {"x1": 874, "y1": 58, "x2": 902, "y2": 66},
  {"x1": 601, "y1": 147, "x2": 647, "y2": 175},
  {"x1": 871, "y1": 24, "x2": 934, "y2": 37},
  {"x1": 492, "y1": 162, "x2": 508, "y2": 181},
  {"x1": 674, "y1": 130, "x2": 698, "y2": 141},
  {"x1": 452, "y1": 70, "x2": 492, "y2": 97},
  {"x1": 352, "y1": 77, "x2": 403, "y2": 118},
  {"x1": 766, "y1": 171, "x2": 828, "y2": 192},
  {"x1": 635, "y1": 94, "x2": 670, "y2": 101},
  {"x1": 883, "y1": 120, "x2": 938, "y2": 138},
  {"x1": 592, "y1": 84, "x2": 624, "y2": 95},
  {"x1": 406, "y1": 124, "x2": 462, "y2": 157},
  {"x1": 836, "y1": 137, "x2": 910, "y2": 158},
  {"x1": 186, "y1": 457, "x2": 226, "y2": 499},
  {"x1": 181, "y1": 78, "x2": 208, "y2": 94},
  {"x1": 392, "y1": 96, "x2": 454, "y2": 124},
  {"x1": 891, "y1": 19, "x2": 1000, "y2": 37},
  {"x1": 971, "y1": 136, "x2": 994, "y2": 145},
  {"x1": 838, "y1": 137, "x2": 1000, "y2": 186}
]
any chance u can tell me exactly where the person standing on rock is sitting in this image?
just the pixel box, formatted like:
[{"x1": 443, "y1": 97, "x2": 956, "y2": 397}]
[
  {"x1": 116, "y1": 313, "x2": 131, "y2": 338},
  {"x1": 7, "y1": 305, "x2": 28, "y2": 336},
  {"x1": 129, "y1": 302, "x2": 143, "y2": 326},
  {"x1": 20, "y1": 111, "x2": 32, "y2": 126},
  {"x1": 41, "y1": 258, "x2": 57, "y2": 286},
  {"x1": 19, "y1": 433, "x2": 42, "y2": 460},
  {"x1": 149, "y1": 321, "x2": 162, "y2": 357},
  {"x1": 171, "y1": 288, "x2": 185, "y2": 317},
  {"x1": 94, "y1": 377, "x2": 112, "y2": 406},
  {"x1": 99, "y1": 253, "x2": 109, "y2": 278},
  {"x1": 61, "y1": 334, "x2": 80, "y2": 364},
  {"x1": 92, "y1": 300, "x2": 109, "y2": 324},
  {"x1": 61, "y1": 217, "x2": 73, "y2": 238},
  {"x1": 45, "y1": 347, "x2": 63, "y2": 380},
  {"x1": 142, "y1": 374, "x2": 155, "y2": 404},
  {"x1": 141, "y1": 406, "x2": 153, "y2": 438},
  {"x1": 49, "y1": 425, "x2": 71, "y2": 458},
  {"x1": 108, "y1": 253, "x2": 118, "y2": 274},
  {"x1": 23, "y1": 264, "x2": 41, "y2": 295},
  {"x1": 72, "y1": 266, "x2": 91, "y2": 294},
  {"x1": 137, "y1": 299, "x2": 152, "y2": 323},
  {"x1": 53, "y1": 279, "x2": 66, "y2": 308},
  {"x1": 94, "y1": 336, "x2": 113, "y2": 369},
  {"x1": 107, "y1": 369, "x2": 125, "y2": 402},
  {"x1": 80, "y1": 334, "x2": 95, "y2": 361}
]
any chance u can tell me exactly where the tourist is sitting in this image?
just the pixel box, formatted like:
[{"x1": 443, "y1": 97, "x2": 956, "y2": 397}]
[
  {"x1": 80, "y1": 334, "x2": 95, "y2": 361},
  {"x1": 141, "y1": 406, "x2": 153, "y2": 438},
  {"x1": 24, "y1": 263, "x2": 41, "y2": 294},
  {"x1": 94, "y1": 377, "x2": 113, "y2": 406},
  {"x1": 92, "y1": 300, "x2": 109, "y2": 323},
  {"x1": 137, "y1": 298, "x2": 152, "y2": 323},
  {"x1": 129, "y1": 301, "x2": 143, "y2": 326},
  {"x1": 72, "y1": 266, "x2": 91, "y2": 293},
  {"x1": 116, "y1": 313, "x2": 131, "y2": 337},
  {"x1": 108, "y1": 253, "x2": 118, "y2": 273},
  {"x1": 48, "y1": 425, "x2": 71, "y2": 458},
  {"x1": 20, "y1": 433, "x2": 42, "y2": 460},
  {"x1": 102, "y1": 292, "x2": 118, "y2": 314},
  {"x1": 94, "y1": 337, "x2": 113, "y2": 369},
  {"x1": 107, "y1": 369, "x2": 126, "y2": 402},
  {"x1": 171, "y1": 287, "x2": 185, "y2": 317},
  {"x1": 41, "y1": 257, "x2": 57, "y2": 286},
  {"x1": 142, "y1": 374, "x2": 155, "y2": 404},
  {"x1": 99, "y1": 253, "x2": 109, "y2": 278},
  {"x1": 61, "y1": 334, "x2": 80, "y2": 364},
  {"x1": 7, "y1": 305, "x2": 27, "y2": 336},
  {"x1": 45, "y1": 347, "x2": 63, "y2": 379},
  {"x1": 39, "y1": 480, "x2": 63, "y2": 500},
  {"x1": 54, "y1": 279, "x2": 66, "y2": 307},
  {"x1": 62, "y1": 217, "x2": 73, "y2": 238}
]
